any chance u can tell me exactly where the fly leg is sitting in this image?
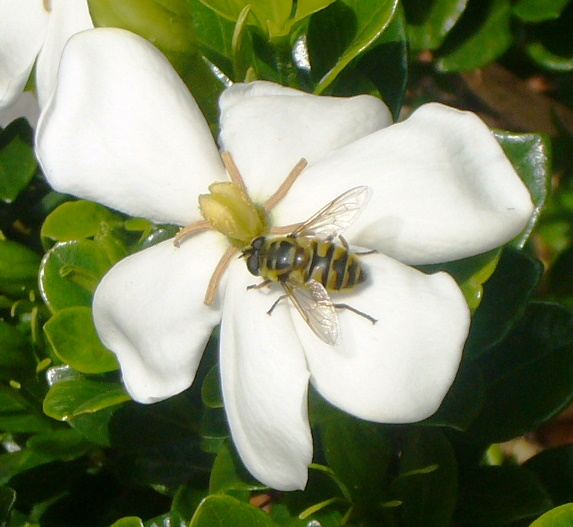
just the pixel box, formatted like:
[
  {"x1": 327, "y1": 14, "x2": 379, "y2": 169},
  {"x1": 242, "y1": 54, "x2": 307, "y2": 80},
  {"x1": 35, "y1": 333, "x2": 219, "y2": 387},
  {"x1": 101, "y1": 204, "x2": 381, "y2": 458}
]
[{"x1": 333, "y1": 303, "x2": 377, "y2": 324}]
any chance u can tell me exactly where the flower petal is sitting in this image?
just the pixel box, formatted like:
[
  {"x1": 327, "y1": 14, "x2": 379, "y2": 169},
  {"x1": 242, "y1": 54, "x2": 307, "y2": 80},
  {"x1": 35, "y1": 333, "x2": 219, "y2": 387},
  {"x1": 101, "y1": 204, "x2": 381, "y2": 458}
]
[
  {"x1": 0, "y1": 0, "x2": 48, "y2": 109},
  {"x1": 36, "y1": 28, "x2": 225, "y2": 226},
  {"x1": 273, "y1": 103, "x2": 534, "y2": 264},
  {"x1": 292, "y1": 252, "x2": 470, "y2": 423},
  {"x1": 35, "y1": 0, "x2": 93, "y2": 108},
  {"x1": 0, "y1": 91, "x2": 39, "y2": 129},
  {"x1": 220, "y1": 259, "x2": 313, "y2": 491},
  {"x1": 93, "y1": 231, "x2": 226, "y2": 403},
  {"x1": 218, "y1": 81, "x2": 392, "y2": 202}
]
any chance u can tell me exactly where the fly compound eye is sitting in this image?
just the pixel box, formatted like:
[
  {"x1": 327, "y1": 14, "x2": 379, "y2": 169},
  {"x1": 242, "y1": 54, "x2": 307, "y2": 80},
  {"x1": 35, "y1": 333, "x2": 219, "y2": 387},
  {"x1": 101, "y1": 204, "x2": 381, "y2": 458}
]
[{"x1": 247, "y1": 254, "x2": 260, "y2": 276}]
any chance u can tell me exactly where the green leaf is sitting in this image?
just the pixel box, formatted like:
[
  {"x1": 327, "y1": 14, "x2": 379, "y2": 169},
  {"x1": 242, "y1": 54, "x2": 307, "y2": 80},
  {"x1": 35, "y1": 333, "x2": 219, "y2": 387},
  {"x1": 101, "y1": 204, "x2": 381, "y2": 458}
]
[
  {"x1": 524, "y1": 3, "x2": 573, "y2": 72},
  {"x1": 41, "y1": 200, "x2": 121, "y2": 242},
  {"x1": 350, "y1": 3, "x2": 408, "y2": 119},
  {"x1": 513, "y1": 0, "x2": 571, "y2": 22},
  {"x1": 404, "y1": 0, "x2": 468, "y2": 50},
  {"x1": 43, "y1": 378, "x2": 130, "y2": 421},
  {"x1": 145, "y1": 512, "x2": 186, "y2": 527},
  {"x1": 494, "y1": 131, "x2": 551, "y2": 249},
  {"x1": 26, "y1": 429, "x2": 91, "y2": 461},
  {"x1": 209, "y1": 441, "x2": 267, "y2": 494},
  {"x1": 423, "y1": 360, "x2": 484, "y2": 430},
  {"x1": 0, "y1": 385, "x2": 55, "y2": 433},
  {"x1": 0, "y1": 320, "x2": 34, "y2": 373},
  {"x1": 320, "y1": 413, "x2": 393, "y2": 519},
  {"x1": 469, "y1": 303, "x2": 573, "y2": 443},
  {"x1": 525, "y1": 446, "x2": 573, "y2": 506},
  {"x1": 464, "y1": 248, "x2": 543, "y2": 357},
  {"x1": 190, "y1": 495, "x2": 278, "y2": 527},
  {"x1": 110, "y1": 518, "x2": 145, "y2": 527},
  {"x1": 0, "y1": 118, "x2": 37, "y2": 203},
  {"x1": 39, "y1": 240, "x2": 113, "y2": 312},
  {"x1": 0, "y1": 239, "x2": 40, "y2": 297},
  {"x1": 308, "y1": 0, "x2": 399, "y2": 94},
  {"x1": 0, "y1": 449, "x2": 53, "y2": 486},
  {"x1": 68, "y1": 405, "x2": 117, "y2": 447},
  {"x1": 201, "y1": 365, "x2": 223, "y2": 408},
  {"x1": 455, "y1": 466, "x2": 552, "y2": 525},
  {"x1": 392, "y1": 429, "x2": 458, "y2": 527},
  {"x1": 43, "y1": 306, "x2": 118, "y2": 373},
  {"x1": 0, "y1": 487, "x2": 16, "y2": 525},
  {"x1": 435, "y1": 0, "x2": 512, "y2": 72},
  {"x1": 530, "y1": 503, "x2": 573, "y2": 527}
]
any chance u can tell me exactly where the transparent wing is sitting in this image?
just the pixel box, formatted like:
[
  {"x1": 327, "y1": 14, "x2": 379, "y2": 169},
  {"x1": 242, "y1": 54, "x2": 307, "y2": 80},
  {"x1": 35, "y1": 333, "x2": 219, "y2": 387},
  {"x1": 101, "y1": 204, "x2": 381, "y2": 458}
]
[
  {"x1": 291, "y1": 186, "x2": 370, "y2": 241},
  {"x1": 283, "y1": 280, "x2": 341, "y2": 345}
]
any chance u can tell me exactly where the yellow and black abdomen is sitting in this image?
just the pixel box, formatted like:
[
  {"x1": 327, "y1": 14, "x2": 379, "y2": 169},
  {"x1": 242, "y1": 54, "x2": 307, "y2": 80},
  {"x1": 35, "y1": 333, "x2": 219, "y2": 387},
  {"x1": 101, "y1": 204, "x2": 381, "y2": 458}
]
[{"x1": 254, "y1": 236, "x2": 365, "y2": 291}]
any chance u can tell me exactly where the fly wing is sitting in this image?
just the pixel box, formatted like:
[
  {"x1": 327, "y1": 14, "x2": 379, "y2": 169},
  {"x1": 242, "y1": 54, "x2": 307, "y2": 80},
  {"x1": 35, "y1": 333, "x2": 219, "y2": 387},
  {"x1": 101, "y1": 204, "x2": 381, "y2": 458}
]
[
  {"x1": 291, "y1": 186, "x2": 370, "y2": 241},
  {"x1": 283, "y1": 280, "x2": 341, "y2": 345}
]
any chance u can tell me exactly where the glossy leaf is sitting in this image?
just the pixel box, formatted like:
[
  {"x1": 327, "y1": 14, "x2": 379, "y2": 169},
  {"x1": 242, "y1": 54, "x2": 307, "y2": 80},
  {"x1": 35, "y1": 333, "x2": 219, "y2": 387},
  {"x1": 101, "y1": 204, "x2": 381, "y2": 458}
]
[
  {"x1": 464, "y1": 248, "x2": 543, "y2": 357},
  {"x1": 0, "y1": 449, "x2": 53, "y2": 486},
  {"x1": 111, "y1": 518, "x2": 145, "y2": 527},
  {"x1": 43, "y1": 378, "x2": 130, "y2": 421},
  {"x1": 403, "y1": 0, "x2": 468, "y2": 51},
  {"x1": 525, "y1": 446, "x2": 573, "y2": 506},
  {"x1": 320, "y1": 413, "x2": 393, "y2": 520},
  {"x1": 423, "y1": 360, "x2": 484, "y2": 431},
  {"x1": 513, "y1": 0, "x2": 571, "y2": 22},
  {"x1": 39, "y1": 240, "x2": 113, "y2": 312},
  {"x1": 495, "y1": 131, "x2": 551, "y2": 249},
  {"x1": 26, "y1": 429, "x2": 91, "y2": 461},
  {"x1": 392, "y1": 429, "x2": 458, "y2": 527},
  {"x1": 0, "y1": 239, "x2": 40, "y2": 297},
  {"x1": 308, "y1": 0, "x2": 399, "y2": 94},
  {"x1": 0, "y1": 320, "x2": 34, "y2": 373},
  {"x1": 190, "y1": 495, "x2": 278, "y2": 527},
  {"x1": 455, "y1": 466, "x2": 552, "y2": 525},
  {"x1": 524, "y1": 3, "x2": 573, "y2": 72},
  {"x1": 0, "y1": 385, "x2": 55, "y2": 433},
  {"x1": 469, "y1": 303, "x2": 573, "y2": 443},
  {"x1": 0, "y1": 118, "x2": 37, "y2": 203},
  {"x1": 43, "y1": 306, "x2": 118, "y2": 374},
  {"x1": 209, "y1": 441, "x2": 267, "y2": 494},
  {"x1": 530, "y1": 503, "x2": 573, "y2": 527},
  {"x1": 435, "y1": 0, "x2": 512, "y2": 72},
  {"x1": 201, "y1": 365, "x2": 224, "y2": 408},
  {"x1": 41, "y1": 200, "x2": 121, "y2": 243}
]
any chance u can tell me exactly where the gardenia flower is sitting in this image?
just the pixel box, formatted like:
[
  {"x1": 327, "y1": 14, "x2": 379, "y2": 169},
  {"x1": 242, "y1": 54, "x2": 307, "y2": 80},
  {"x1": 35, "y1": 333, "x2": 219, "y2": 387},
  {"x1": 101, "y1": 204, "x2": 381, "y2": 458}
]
[
  {"x1": 0, "y1": 0, "x2": 92, "y2": 111},
  {"x1": 36, "y1": 28, "x2": 534, "y2": 491}
]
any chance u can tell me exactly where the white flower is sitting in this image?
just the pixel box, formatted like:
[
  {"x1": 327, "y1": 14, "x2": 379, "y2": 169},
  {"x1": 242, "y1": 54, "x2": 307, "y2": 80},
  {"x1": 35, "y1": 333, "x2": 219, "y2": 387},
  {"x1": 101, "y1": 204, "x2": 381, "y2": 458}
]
[
  {"x1": 0, "y1": 0, "x2": 93, "y2": 111},
  {"x1": 36, "y1": 28, "x2": 534, "y2": 491}
]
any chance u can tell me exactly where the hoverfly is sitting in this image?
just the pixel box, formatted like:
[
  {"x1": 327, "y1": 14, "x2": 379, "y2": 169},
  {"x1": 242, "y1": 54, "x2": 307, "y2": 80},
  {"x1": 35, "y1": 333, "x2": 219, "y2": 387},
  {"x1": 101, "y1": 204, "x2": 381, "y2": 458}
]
[{"x1": 242, "y1": 186, "x2": 377, "y2": 345}]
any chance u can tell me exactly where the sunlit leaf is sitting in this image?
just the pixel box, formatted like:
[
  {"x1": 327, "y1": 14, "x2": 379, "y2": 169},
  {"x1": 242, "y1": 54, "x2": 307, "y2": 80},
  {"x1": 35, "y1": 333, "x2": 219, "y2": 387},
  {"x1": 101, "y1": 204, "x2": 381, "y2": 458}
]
[
  {"x1": 435, "y1": 0, "x2": 512, "y2": 72},
  {"x1": 513, "y1": 0, "x2": 571, "y2": 22},
  {"x1": 529, "y1": 503, "x2": 573, "y2": 526},
  {"x1": 0, "y1": 118, "x2": 37, "y2": 203},
  {"x1": 44, "y1": 306, "x2": 118, "y2": 374},
  {"x1": 190, "y1": 495, "x2": 278, "y2": 526},
  {"x1": 403, "y1": 0, "x2": 468, "y2": 50},
  {"x1": 43, "y1": 378, "x2": 130, "y2": 421}
]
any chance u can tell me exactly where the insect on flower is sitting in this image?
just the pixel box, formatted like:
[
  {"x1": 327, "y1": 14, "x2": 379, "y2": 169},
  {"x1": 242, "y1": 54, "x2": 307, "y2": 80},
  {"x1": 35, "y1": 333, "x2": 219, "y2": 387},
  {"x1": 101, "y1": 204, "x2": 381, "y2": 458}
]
[
  {"x1": 242, "y1": 186, "x2": 377, "y2": 345},
  {"x1": 175, "y1": 153, "x2": 376, "y2": 345}
]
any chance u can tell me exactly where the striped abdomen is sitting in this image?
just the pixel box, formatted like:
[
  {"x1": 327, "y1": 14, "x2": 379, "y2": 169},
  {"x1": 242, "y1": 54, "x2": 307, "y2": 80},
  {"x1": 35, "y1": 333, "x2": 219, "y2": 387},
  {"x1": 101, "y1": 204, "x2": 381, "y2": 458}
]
[{"x1": 253, "y1": 236, "x2": 365, "y2": 291}]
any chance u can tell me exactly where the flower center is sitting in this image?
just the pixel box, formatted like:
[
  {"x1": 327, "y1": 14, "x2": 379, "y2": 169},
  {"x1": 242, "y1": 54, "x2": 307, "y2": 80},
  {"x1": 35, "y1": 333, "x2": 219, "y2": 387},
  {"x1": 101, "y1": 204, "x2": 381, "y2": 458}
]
[
  {"x1": 199, "y1": 182, "x2": 269, "y2": 249},
  {"x1": 43, "y1": 0, "x2": 52, "y2": 12}
]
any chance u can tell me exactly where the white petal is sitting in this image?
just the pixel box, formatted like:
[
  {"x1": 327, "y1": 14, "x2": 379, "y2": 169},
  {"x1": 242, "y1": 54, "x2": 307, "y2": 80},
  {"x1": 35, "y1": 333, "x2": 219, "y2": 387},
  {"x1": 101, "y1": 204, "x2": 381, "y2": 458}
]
[
  {"x1": 93, "y1": 231, "x2": 227, "y2": 403},
  {"x1": 0, "y1": 0, "x2": 48, "y2": 109},
  {"x1": 0, "y1": 91, "x2": 39, "y2": 129},
  {"x1": 36, "y1": 28, "x2": 225, "y2": 226},
  {"x1": 35, "y1": 0, "x2": 93, "y2": 109},
  {"x1": 273, "y1": 103, "x2": 534, "y2": 264},
  {"x1": 293, "y1": 253, "x2": 470, "y2": 423},
  {"x1": 220, "y1": 259, "x2": 313, "y2": 491},
  {"x1": 218, "y1": 81, "x2": 392, "y2": 202}
]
